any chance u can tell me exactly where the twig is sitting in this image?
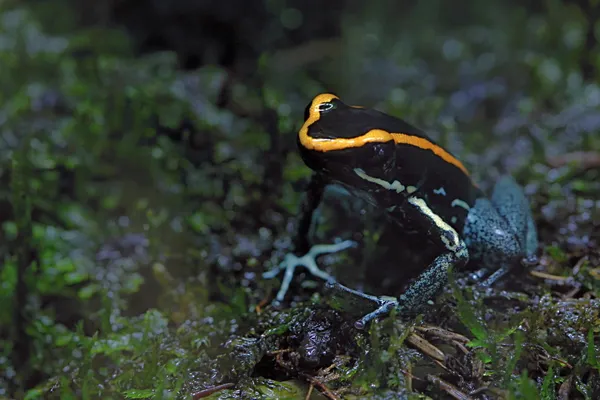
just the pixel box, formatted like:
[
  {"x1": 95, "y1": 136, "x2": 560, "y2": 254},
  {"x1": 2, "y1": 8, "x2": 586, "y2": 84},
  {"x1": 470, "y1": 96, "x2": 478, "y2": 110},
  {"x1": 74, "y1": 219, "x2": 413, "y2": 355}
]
[
  {"x1": 416, "y1": 325, "x2": 470, "y2": 343},
  {"x1": 557, "y1": 375, "x2": 573, "y2": 400},
  {"x1": 406, "y1": 333, "x2": 445, "y2": 362},
  {"x1": 191, "y1": 383, "x2": 235, "y2": 399},
  {"x1": 529, "y1": 270, "x2": 571, "y2": 281},
  {"x1": 468, "y1": 386, "x2": 490, "y2": 396},
  {"x1": 562, "y1": 286, "x2": 581, "y2": 299},
  {"x1": 427, "y1": 374, "x2": 472, "y2": 400},
  {"x1": 301, "y1": 374, "x2": 341, "y2": 400},
  {"x1": 304, "y1": 383, "x2": 314, "y2": 400},
  {"x1": 452, "y1": 340, "x2": 470, "y2": 355},
  {"x1": 547, "y1": 151, "x2": 600, "y2": 169},
  {"x1": 255, "y1": 296, "x2": 270, "y2": 314}
]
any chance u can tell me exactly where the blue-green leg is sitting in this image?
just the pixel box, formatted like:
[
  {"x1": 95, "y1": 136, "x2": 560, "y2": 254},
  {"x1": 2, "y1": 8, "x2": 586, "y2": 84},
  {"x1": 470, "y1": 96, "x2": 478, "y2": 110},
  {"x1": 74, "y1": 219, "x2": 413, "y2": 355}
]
[
  {"x1": 463, "y1": 196, "x2": 523, "y2": 286},
  {"x1": 525, "y1": 214, "x2": 539, "y2": 261},
  {"x1": 265, "y1": 174, "x2": 357, "y2": 302},
  {"x1": 491, "y1": 175, "x2": 538, "y2": 261},
  {"x1": 490, "y1": 176, "x2": 529, "y2": 244},
  {"x1": 329, "y1": 196, "x2": 469, "y2": 329},
  {"x1": 325, "y1": 281, "x2": 399, "y2": 325},
  {"x1": 263, "y1": 240, "x2": 356, "y2": 302}
]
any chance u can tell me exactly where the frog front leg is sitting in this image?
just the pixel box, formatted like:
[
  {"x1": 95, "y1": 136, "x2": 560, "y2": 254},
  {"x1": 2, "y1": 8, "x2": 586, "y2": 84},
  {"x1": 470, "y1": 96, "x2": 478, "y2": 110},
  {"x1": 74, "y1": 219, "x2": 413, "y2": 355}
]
[
  {"x1": 263, "y1": 174, "x2": 355, "y2": 303},
  {"x1": 331, "y1": 196, "x2": 469, "y2": 329}
]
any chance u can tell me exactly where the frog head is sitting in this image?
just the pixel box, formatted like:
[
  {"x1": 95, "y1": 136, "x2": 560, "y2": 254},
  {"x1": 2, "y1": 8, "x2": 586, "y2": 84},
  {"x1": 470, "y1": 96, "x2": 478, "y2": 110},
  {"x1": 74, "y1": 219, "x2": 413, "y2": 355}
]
[{"x1": 298, "y1": 93, "x2": 397, "y2": 190}]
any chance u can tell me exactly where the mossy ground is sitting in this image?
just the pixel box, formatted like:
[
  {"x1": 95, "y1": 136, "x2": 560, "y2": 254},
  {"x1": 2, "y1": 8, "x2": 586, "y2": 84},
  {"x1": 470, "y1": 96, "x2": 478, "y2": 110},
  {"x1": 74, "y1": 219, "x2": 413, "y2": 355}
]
[{"x1": 1, "y1": 1, "x2": 599, "y2": 399}]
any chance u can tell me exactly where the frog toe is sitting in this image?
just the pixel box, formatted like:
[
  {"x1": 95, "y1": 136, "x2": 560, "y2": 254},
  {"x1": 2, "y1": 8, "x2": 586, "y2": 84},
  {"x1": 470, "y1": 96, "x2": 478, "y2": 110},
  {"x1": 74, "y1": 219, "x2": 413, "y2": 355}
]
[
  {"x1": 521, "y1": 253, "x2": 538, "y2": 267},
  {"x1": 323, "y1": 282, "x2": 400, "y2": 328},
  {"x1": 480, "y1": 265, "x2": 512, "y2": 287},
  {"x1": 354, "y1": 299, "x2": 398, "y2": 329},
  {"x1": 264, "y1": 240, "x2": 356, "y2": 302}
]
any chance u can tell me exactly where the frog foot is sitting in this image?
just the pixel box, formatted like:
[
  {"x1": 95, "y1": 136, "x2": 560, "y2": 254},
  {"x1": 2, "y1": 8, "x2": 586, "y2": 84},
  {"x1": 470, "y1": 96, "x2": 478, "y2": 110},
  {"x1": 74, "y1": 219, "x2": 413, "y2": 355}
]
[
  {"x1": 263, "y1": 240, "x2": 356, "y2": 303},
  {"x1": 324, "y1": 282, "x2": 399, "y2": 330},
  {"x1": 477, "y1": 255, "x2": 538, "y2": 288},
  {"x1": 521, "y1": 254, "x2": 538, "y2": 267}
]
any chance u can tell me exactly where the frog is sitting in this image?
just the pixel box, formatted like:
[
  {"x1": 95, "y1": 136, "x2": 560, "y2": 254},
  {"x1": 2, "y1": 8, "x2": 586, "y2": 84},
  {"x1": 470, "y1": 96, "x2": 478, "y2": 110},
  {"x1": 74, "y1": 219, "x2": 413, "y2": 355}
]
[{"x1": 264, "y1": 93, "x2": 539, "y2": 329}]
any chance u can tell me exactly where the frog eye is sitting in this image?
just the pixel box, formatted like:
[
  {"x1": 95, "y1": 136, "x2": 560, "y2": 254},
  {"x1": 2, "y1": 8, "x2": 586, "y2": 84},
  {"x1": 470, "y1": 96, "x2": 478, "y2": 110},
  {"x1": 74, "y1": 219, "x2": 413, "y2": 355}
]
[
  {"x1": 304, "y1": 95, "x2": 338, "y2": 121},
  {"x1": 317, "y1": 101, "x2": 335, "y2": 113}
]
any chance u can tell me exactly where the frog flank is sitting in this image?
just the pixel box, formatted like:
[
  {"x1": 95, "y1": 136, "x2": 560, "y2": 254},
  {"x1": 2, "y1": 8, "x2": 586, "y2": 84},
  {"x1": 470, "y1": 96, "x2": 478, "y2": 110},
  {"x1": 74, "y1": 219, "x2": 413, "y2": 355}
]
[{"x1": 264, "y1": 93, "x2": 539, "y2": 329}]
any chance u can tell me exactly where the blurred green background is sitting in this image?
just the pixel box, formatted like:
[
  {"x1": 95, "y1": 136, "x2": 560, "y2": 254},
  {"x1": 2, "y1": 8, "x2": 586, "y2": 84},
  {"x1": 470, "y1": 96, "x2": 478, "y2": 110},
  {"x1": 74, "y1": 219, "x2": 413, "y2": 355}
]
[{"x1": 1, "y1": 0, "x2": 599, "y2": 399}]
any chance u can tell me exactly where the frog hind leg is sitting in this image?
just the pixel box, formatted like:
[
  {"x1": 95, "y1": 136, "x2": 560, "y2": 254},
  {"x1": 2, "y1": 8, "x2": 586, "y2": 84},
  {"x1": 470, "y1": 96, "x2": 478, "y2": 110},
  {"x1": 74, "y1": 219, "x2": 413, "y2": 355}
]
[
  {"x1": 336, "y1": 196, "x2": 469, "y2": 329},
  {"x1": 463, "y1": 197, "x2": 523, "y2": 286},
  {"x1": 263, "y1": 240, "x2": 356, "y2": 303},
  {"x1": 525, "y1": 215, "x2": 539, "y2": 261},
  {"x1": 490, "y1": 175, "x2": 539, "y2": 261}
]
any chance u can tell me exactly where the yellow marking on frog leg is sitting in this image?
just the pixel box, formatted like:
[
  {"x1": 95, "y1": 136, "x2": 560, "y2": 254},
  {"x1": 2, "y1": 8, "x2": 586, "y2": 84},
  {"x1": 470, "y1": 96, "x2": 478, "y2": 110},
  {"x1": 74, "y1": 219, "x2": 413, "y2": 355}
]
[
  {"x1": 354, "y1": 168, "x2": 406, "y2": 193},
  {"x1": 407, "y1": 186, "x2": 417, "y2": 194},
  {"x1": 408, "y1": 197, "x2": 461, "y2": 252},
  {"x1": 451, "y1": 199, "x2": 471, "y2": 211}
]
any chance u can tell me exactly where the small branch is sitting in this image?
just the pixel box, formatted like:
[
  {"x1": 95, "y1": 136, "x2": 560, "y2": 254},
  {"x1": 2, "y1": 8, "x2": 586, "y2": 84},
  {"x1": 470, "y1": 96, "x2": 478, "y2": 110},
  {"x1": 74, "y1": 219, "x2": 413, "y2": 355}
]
[{"x1": 191, "y1": 383, "x2": 235, "y2": 399}]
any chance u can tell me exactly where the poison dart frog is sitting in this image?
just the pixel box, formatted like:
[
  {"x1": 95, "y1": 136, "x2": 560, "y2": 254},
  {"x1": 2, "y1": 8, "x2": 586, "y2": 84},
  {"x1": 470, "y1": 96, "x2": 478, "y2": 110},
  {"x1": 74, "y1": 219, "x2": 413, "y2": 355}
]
[{"x1": 264, "y1": 93, "x2": 538, "y2": 329}]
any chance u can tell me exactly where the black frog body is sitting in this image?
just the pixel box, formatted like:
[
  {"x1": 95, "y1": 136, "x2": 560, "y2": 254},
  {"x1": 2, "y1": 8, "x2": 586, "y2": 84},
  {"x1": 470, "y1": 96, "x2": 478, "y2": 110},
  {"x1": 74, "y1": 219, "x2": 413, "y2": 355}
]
[{"x1": 265, "y1": 93, "x2": 538, "y2": 328}]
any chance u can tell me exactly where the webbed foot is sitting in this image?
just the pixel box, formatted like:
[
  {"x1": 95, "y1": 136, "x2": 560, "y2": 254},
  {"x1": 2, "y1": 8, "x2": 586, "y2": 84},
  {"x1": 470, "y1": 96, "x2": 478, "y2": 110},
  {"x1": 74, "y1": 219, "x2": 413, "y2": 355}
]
[{"x1": 263, "y1": 240, "x2": 356, "y2": 302}]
